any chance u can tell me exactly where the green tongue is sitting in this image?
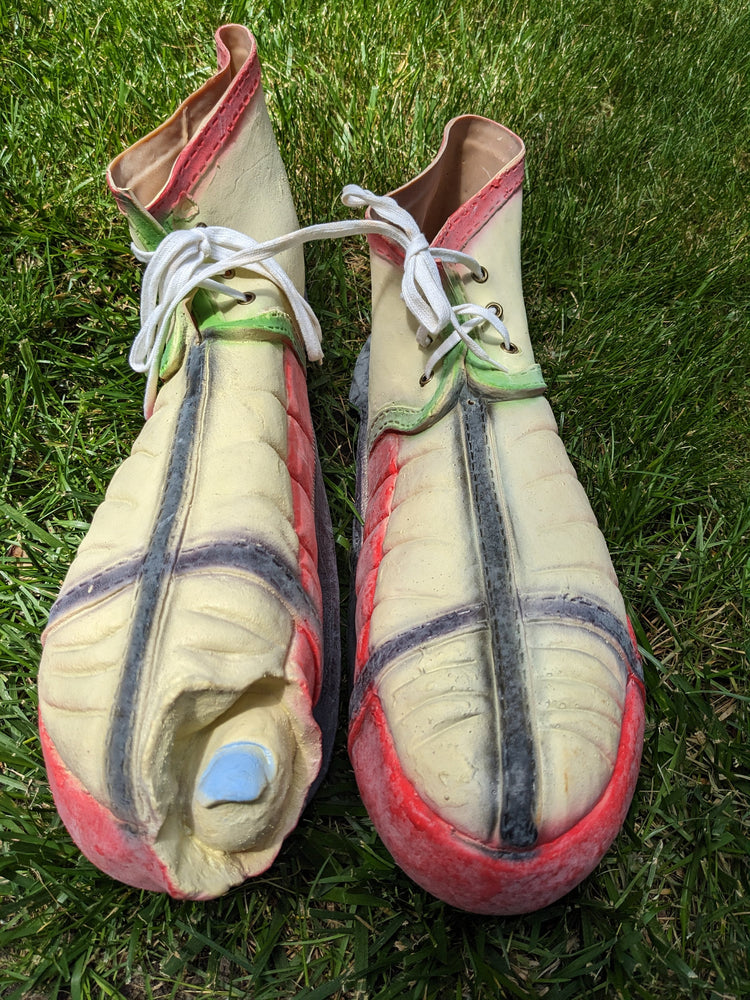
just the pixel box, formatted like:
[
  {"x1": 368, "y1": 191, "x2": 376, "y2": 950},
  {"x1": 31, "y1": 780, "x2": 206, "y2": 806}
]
[
  {"x1": 442, "y1": 269, "x2": 547, "y2": 397},
  {"x1": 118, "y1": 189, "x2": 170, "y2": 252},
  {"x1": 368, "y1": 272, "x2": 548, "y2": 446},
  {"x1": 116, "y1": 192, "x2": 305, "y2": 380},
  {"x1": 157, "y1": 297, "x2": 304, "y2": 379}
]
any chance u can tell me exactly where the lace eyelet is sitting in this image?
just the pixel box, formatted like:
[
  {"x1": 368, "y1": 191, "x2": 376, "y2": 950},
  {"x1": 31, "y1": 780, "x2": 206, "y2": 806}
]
[
  {"x1": 244, "y1": 292, "x2": 256, "y2": 304},
  {"x1": 501, "y1": 341, "x2": 519, "y2": 354},
  {"x1": 473, "y1": 265, "x2": 489, "y2": 283},
  {"x1": 487, "y1": 301, "x2": 504, "y2": 319},
  {"x1": 223, "y1": 268, "x2": 236, "y2": 279},
  {"x1": 196, "y1": 222, "x2": 207, "y2": 228},
  {"x1": 419, "y1": 373, "x2": 433, "y2": 387}
]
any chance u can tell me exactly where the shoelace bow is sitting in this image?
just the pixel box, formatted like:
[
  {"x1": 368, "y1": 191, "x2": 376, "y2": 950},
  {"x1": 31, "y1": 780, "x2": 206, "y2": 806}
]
[{"x1": 132, "y1": 185, "x2": 512, "y2": 417}]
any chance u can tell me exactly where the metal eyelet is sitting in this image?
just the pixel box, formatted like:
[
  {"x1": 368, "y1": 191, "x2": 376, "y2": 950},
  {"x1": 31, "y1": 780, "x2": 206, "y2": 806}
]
[
  {"x1": 243, "y1": 292, "x2": 256, "y2": 304},
  {"x1": 419, "y1": 373, "x2": 433, "y2": 387},
  {"x1": 487, "y1": 301, "x2": 504, "y2": 319},
  {"x1": 223, "y1": 268, "x2": 235, "y2": 279},
  {"x1": 473, "y1": 265, "x2": 489, "y2": 283},
  {"x1": 196, "y1": 222, "x2": 207, "y2": 228},
  {"x1": 501, "y1": 341, "x2": 519, "y2": 354}
]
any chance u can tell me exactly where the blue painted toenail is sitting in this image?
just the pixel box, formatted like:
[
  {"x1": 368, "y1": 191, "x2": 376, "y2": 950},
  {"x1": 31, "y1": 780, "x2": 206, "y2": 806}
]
[{"x1": 195, "y1": 741, "x2": 276, "y2": 808}]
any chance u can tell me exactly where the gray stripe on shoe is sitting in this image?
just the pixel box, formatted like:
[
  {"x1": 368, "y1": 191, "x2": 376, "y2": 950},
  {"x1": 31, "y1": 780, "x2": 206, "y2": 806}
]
[
  {"x1": 106, "y1": 339, "x2": 208, "y2": 821},
  {"x1": 460, "y1": 388, "x2": 538, "y2": 849},
  {"x1": 174, "y1": 540, "x2": 316, "y2": 618},
  {"x1": 523, "y1": 593, "x2": 642, "y2": 680},
  {"x1": 47, "y1": 560, "x2": 146, "y2": 622},
  {"x1": 48, "y1": 539, "x2": 315, "y2": 625},
  {"x1": 349, "y1": 604, "x2": 487, "y2": 719}
]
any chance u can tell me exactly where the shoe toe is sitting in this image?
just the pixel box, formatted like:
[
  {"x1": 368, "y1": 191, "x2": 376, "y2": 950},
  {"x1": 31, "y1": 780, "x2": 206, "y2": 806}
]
[
  {"x1": 369, "y1": 612, "x2": 631, "y2": 848},
  {"x1": 350, "y1": 601, "x2": 645, "y2": 913}
]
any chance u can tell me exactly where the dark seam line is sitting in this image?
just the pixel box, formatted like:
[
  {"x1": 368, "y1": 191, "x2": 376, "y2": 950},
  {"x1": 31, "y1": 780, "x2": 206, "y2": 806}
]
[
  {"x1": 308, "y1": 451, "x2": 341, "y2": 800},
  {"x1": 48, "y1": 539, "x2": 316, "y2": 627},
  {"x1": 523, "y1": 594, "x2": 643, "y2": 680},
  {"x1": 105, "y1": 341, "x2": 207, "y2": 821},
  {"x1": 460, "y1": 388, "x2": 538, "y2": 848},
  {"x1": 349, "y1": 605, "x2": 487, "y2": 719},
  {"x1": 47, "y1": 560, "x2": 145, "y2": 624},
  {"x1": 174, "y1": 541, "x2": 316, "y2": 619}
]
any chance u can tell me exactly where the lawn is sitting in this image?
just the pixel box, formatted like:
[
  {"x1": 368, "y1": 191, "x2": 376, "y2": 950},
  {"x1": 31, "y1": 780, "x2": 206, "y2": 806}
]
[{"x1": 1, "y1": 0, "x2": 748, "y2": 997}]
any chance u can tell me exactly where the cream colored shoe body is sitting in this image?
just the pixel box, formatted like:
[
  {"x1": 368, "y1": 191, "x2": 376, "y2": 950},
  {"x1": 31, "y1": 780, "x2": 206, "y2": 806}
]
[
  {"x1": 38, "y1": 26, "x2": 339, "y2": 899},
  {"x1": 349, "y1": 117, "x2": 645, "y2": 914}
]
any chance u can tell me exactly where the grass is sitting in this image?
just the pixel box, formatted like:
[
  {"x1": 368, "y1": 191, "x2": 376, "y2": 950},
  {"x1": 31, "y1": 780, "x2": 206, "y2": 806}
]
[{"x1": 1, "y1": 0, "x2": 749, "y2": 996}]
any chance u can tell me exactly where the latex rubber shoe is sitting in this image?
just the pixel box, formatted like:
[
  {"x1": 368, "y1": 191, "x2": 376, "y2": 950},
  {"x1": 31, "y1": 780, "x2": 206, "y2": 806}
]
[
  {"x1": 37, "y1": 25, "x2": 340, "y2": 900},
  {"x1": 348, "y1": 116, "x2": 645, "y2": 915}
]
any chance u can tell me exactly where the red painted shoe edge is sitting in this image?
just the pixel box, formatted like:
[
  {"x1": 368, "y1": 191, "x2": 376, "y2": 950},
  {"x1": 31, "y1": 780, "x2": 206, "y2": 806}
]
[
  {"x1": 38, "y1": 712, "x2": 180, "y2": 897},
  {"x1": 349, "y1": 672, "x2": 646, "y2": 915}
]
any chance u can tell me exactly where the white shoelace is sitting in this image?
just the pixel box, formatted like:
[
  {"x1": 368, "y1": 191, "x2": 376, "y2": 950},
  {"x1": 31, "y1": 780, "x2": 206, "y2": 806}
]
[
  {"x1": 131, "y1": 185, "x2": 511, "y2": 416},
  {"x1": 341, "y1": 187, "x2": 512, "y2": 378}
]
